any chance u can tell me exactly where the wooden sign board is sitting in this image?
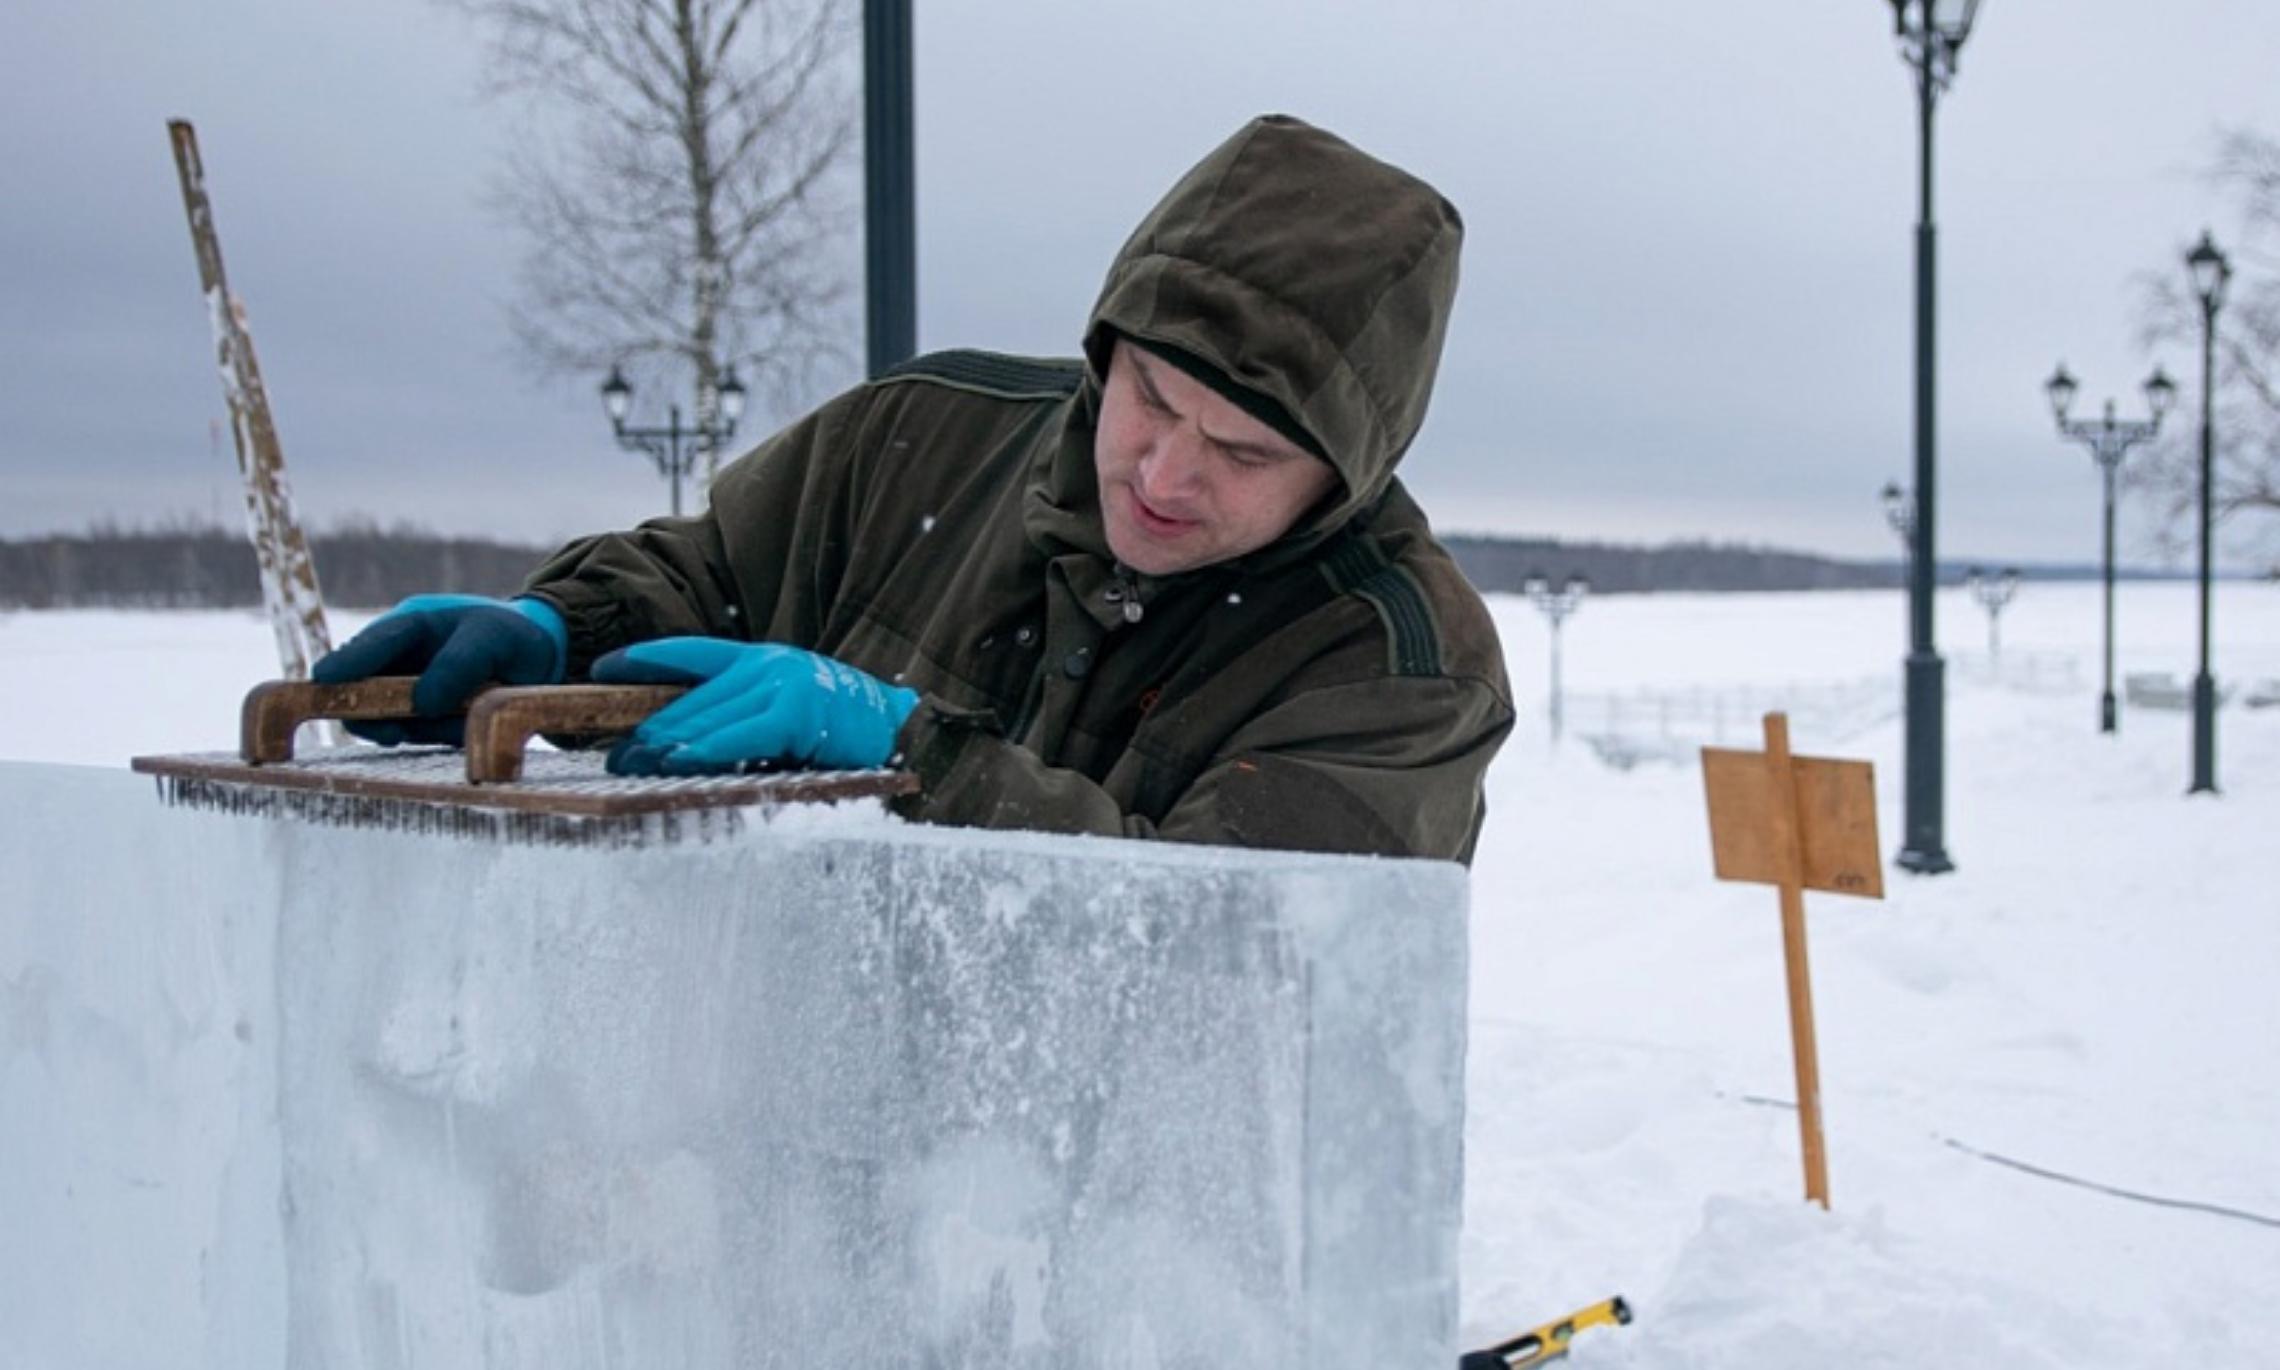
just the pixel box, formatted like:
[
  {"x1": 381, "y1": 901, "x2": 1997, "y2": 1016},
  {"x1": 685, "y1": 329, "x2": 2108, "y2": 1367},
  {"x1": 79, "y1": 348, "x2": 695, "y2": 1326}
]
[
  {"x1": 1699, "y1": 714, "x2": 1879, "y2": 1210},
  {"x1": 1701, "y1": 748, "x2": 1884, "y2": 900}
]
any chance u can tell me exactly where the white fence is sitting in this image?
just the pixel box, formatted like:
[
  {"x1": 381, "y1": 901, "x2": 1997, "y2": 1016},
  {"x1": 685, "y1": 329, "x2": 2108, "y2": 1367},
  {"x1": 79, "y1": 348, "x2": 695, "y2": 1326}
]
[
  {"x1": 1950, "y1": 649, "x2": 2083, "y2": 694},
  {"x1": 1568, "y1": 675, "x2": 1897, "y2": 768},
  {"x1": 1566, "y1": 650, "x2": 2084, "y2": 769}
]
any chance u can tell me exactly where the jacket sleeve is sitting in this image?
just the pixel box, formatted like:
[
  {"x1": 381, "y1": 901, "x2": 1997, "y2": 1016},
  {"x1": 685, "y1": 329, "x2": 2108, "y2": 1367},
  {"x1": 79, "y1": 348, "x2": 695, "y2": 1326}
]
[
  {"x1": 519, "y1": 391, "x2": 870, "y2": 676},
  {"x1": 893, "y1": 672, "x2": 1513, "y2": 865}
]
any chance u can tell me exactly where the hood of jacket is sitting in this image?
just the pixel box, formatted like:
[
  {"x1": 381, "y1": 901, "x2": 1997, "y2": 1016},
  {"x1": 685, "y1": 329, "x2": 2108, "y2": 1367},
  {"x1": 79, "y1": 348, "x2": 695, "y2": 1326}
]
[{"x1": 1028, "y1": 114, "x2": 1465, "y2": 571}]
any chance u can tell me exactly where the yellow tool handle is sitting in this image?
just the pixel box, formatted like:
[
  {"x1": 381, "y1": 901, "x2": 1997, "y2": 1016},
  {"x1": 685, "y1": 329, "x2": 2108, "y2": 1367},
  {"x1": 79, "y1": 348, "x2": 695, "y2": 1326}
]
[{"x1": 1470, "y1": 1295, "x2": 1633, "y2": 1368}]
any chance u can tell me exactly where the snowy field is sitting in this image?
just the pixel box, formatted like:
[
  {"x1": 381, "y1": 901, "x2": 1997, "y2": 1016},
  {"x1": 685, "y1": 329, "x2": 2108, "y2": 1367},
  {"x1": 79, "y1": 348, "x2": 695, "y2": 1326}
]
[{"x1": 4, "y1": 580, "x2": 2277, "y2": 1367}]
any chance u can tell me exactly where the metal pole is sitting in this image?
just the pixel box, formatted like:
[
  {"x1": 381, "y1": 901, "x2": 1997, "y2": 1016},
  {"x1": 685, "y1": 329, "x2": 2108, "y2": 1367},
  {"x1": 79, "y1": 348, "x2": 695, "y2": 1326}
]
[
  {"x1": 2052, "y1": 388, "x2": 2161, "y2": 733},
  {"x1": 2100, "y1": 460, "x2": 2118, "y2": 733},
  {"x1": 1900, "y1": 45, "x2": 1953, "y2": 873},
  {"x1": 863, "y1": 0, "x2": 916, "y2": 377},
  {"x1": 1549, "y1": 619, "x2": 1565, "y2": 743},
  {"x1": 668, "y1": 405, "x2": 684, "y2": 520},
  {"x1": 2191, "y1": 300, "x2": 2219, "y2": 792}
]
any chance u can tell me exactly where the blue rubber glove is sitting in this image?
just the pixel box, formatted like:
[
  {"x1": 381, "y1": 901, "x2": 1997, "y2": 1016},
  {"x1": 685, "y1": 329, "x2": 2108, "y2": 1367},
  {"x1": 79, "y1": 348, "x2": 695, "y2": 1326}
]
[
  {"x1": 590, "y1": 638, "x2": 918, "y2": 775},
  {"x1": 311, "y1": 594, "x2": 567, "y2": 745}
]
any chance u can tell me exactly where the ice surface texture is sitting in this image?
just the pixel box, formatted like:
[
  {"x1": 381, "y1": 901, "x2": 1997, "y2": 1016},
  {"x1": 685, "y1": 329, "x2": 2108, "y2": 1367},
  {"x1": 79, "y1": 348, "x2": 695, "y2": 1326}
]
[
  {"x1": 0, "y1": 763, "x2": 288, "y2": 1369},
  {"x1": 1, "y1": 762, "x2": 1467, "y2": 1369}
]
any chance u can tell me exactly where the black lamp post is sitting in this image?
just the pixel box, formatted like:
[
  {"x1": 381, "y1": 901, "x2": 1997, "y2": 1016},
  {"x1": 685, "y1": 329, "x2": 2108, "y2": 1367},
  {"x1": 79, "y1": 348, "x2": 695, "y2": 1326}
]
[
  {"x1": 2186, "y1": 229, "x2": 2230, "y2": 794},
  {"x1": 1881, "y1": 480, "x2": 1917, "y2": 554},
  {"x1": 2043, "y1": 362, "x2": 2174, "y2": 732},
  {"x1": 863, "y1": 0, "x2": 916, "y2": 377},
  {"x1": 1523, "y1": 570, "x2": 1590, "y2": 743},
  {"x1": 599, "y1": 364, "x2": 747, "y2": 519},
  {"x1": 1965, "y1": 565, "x2": 2020, "y2": 664},
  {"x1": 1881, "y1": 481, "x2": 1917, "y2": 651},
  {"x1": 1885, "y1": 0, "x2": 1981, "y2": 875},
  {"x1": 1878, "y1": 480, "x2": 1915, "y2": 544}
]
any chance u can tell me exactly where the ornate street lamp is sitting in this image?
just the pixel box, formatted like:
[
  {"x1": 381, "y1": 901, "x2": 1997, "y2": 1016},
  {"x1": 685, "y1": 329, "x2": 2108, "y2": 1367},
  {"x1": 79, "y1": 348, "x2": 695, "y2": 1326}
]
[
  {"x1": 1884, "y1": 0, "x2": 1984, "y2": 874},
  {"x1": 1965, "y1": 565, "x2": 2020, "y2": 665},
  {"x1": 2043, "y1": 362, "x2": 2174, "y2": 732},
  {"x1": 599, "y1": 364, "x2": 748, "y2": 518},
  {"x1": 1880, "y1": 480, "x2": 1918, "y2": 561},
  {"x1": 1881, "y1": 481, "x2": 1917, "y2": 653},
  {"x1": 2186, "y1": 230, "x2": 2229, "y2": 794},
  {"x1": 1523, "y1": 570, "x2": 1590, "y2": 743}
]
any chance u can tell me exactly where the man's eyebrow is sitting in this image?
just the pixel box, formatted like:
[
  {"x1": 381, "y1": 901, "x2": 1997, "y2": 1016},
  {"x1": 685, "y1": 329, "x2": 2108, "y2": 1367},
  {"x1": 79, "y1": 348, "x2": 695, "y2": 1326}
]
[
  {"x1": 1133, "y1": 350, "x2": 1299, "y2": 462},
  {"x1": 1130, "y1": 352, "x2": 1177, "y2": 410}
]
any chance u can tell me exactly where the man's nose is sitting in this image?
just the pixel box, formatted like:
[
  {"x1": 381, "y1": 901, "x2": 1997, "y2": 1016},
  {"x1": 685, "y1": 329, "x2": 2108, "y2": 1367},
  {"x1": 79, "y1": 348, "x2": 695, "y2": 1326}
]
[{"x1": 1137, "y1": 432, "x2": 1206, "y2": 502}]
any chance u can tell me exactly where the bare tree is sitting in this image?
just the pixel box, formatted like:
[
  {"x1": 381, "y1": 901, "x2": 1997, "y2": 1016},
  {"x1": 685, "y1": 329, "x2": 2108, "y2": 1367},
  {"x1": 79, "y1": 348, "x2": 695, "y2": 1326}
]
[
  {"x1": 2132, "y1": 127, "x2": 2280, "y2": 575},
  {"x1": 452, "y1": 0, "x2": 860, "y2": 486}
]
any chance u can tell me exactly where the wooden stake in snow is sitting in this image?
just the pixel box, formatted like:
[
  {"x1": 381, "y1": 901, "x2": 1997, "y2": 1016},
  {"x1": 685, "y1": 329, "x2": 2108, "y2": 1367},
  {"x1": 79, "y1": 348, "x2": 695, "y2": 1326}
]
[
  {"x1": 167, "y1": 119, "x2": 333, "y2": 683},
  {"x1": 1701, "y1": 713, "x2": 1883, "y2": 1208}
]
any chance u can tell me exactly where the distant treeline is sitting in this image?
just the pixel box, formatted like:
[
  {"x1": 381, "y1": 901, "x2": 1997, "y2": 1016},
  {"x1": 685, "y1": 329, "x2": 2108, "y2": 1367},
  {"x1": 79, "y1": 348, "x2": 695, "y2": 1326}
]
[
  {"x1": 0, "y1": 522, "x2": 2175, "y2": 610},
  {"x1": 1439, "y1": 536, "x2": 2202, "y2": 595},
  {"x1": 1443, "y1": 534, "x2": 1900, "y2": 595},
  {"x1": 0, "y1": 521, "x2": 552, "y2": 610}
]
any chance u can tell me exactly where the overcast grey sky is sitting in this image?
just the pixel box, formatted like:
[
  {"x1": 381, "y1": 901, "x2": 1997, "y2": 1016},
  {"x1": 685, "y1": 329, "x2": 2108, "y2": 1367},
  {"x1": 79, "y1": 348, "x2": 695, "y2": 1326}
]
[{"x1": 7, "y1": 2, "x2": 2280, "y2": 568}]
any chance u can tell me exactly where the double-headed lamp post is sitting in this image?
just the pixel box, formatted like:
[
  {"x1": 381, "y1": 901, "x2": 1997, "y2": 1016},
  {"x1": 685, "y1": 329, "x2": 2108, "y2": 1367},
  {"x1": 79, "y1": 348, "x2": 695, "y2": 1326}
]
[
  {"x1": 1881, "y1": 482, "x2": 1917, "y2": 648},
  {"x1": 2042, "y1": 362, "x2": 2175, "y2": 733},
  {"x1": 1965, "y1": 565, "x2": 2020, "y2": 664},
  {"x1": 599, "y1": 364, "x2": 748, "y2": 519},
  {"x1": 2186, "y1": 230, "x2": 2230, "y2": 795},
  {"x1": 1523, "y1": 570, "x2": 1589, "y2": 743},
  {"x1": 1886, "y1": 0, "x2": 1982, "y2": 875},
  {"x1": 1881, "y1": 480, "x2": 1917, "y2": 555}
]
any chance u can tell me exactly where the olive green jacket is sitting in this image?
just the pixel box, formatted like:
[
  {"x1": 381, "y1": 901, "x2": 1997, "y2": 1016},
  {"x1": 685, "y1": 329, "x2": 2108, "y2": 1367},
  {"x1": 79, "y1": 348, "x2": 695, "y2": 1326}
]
[{"x1": 524, "y1": 116, "x2": 1513, "y2": 862}]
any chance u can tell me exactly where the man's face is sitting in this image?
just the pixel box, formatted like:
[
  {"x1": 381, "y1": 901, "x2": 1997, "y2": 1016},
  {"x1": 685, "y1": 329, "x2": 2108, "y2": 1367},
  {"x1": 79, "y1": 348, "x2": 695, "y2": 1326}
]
[{"x1": 1093, "y1": 341, "x2": 1341, "y2": 577}]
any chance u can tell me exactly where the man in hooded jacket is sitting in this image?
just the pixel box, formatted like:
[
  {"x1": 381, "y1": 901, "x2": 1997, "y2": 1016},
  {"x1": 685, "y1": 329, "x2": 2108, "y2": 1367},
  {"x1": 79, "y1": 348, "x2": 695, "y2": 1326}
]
[{"x1": 314, "y1": 115, "x2": 1514, "y2": 864}]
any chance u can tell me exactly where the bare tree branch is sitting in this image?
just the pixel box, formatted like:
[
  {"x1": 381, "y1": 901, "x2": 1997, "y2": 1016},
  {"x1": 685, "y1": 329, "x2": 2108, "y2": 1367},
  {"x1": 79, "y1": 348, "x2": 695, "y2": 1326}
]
[
  {"x1": 2126, "y1": 125, "x2": 2280, "y2": 573},
  {"x1": 443, "y1": 0, "x2": 858, "y2": 492}
]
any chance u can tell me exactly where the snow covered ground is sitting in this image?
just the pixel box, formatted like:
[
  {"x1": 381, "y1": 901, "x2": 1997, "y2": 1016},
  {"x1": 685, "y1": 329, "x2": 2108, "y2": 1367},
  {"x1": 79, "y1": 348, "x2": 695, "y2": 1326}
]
[
  {"x1": 4, "y1": 580, "x2": 2276, "y2": 1366},
  {"x1": 1467, "y1": 583, "x2": 2280, "y2": 1368}
]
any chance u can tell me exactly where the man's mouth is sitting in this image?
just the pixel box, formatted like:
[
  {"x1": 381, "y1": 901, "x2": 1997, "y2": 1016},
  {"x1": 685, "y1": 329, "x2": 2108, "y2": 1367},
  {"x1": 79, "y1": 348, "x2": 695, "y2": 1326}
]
[{"x1": 1127, "y1": 487, "x2": 1198, "y2": 537}]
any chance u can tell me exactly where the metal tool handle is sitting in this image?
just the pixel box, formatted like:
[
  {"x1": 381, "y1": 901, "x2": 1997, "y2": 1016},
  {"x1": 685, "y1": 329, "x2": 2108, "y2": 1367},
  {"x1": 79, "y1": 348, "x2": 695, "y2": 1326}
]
[
  {"x1": 240, "y1": 678, "x2": 686, "y2": 782},
  {"x1": 463, "y1": 685, "x2": 684, "y2": 783},
  {"x1": 241, "y1": 678, "x2": 420, "y2": 763}
]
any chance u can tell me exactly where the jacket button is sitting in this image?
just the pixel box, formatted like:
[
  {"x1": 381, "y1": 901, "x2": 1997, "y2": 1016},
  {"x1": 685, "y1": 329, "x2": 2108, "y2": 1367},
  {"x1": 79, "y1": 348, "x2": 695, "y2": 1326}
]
[
  {"x1": 1014, "y1": 626, "x2": 1037, "y2": 646},
  {"x1": 1062, "y1": 648, "x2": 1093, "y2": 679}
]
